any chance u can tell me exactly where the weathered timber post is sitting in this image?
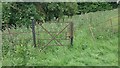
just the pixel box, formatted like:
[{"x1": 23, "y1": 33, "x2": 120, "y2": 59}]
[
  {"x1": 110, "y1": 18, "x2": 113, "y2": 30},
  {"x1": 31, "y1": 17, "x2": 36, "y2": 47},
  {"x1": 88, "y1": 24, "x2": 95, "y2": 41},
  {"x1": 69, "y1": 22, "x2": 73, "y2": 46}
]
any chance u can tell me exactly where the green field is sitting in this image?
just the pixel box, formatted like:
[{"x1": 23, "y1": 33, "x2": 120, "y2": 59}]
[{"x1": 2, "y1": 9, "x2": 118, "y2": 66}]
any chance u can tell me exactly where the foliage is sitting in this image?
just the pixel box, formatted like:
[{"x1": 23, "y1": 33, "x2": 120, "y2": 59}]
[
  {"x1": 2, "y1": 3, "x2": 11, "y2": 23},
  {"x1": 2, "y1": 9, "x2": 118, "y2": 66},
  {"x1": 2, "y1": 2, "x2": 44, "y2": 27},
  {"x1": 2, "y1": 2, "x2": 118, "y2": 27},
  {"x1": 77, "y1": 2, "x2": 118, "y2": 14},
  {"x1": 63, "y1": 2, "x2": 78, "y2": 17}
]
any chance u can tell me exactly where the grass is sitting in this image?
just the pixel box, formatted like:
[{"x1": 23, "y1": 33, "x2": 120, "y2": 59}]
[
  {"x1": 0, "y1": 3, "x2": 2, "y2": 68},
  {"x1": 2, "y1": 9, "x2": 118, "y2": 66}
]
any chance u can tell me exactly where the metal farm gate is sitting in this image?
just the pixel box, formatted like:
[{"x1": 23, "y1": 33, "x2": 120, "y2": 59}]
[
  {"x1": 2, "y1": 17, "x2": 74, "y2": 48},
  {"x1": 31, "y1": 17, "x2": 74, "y2": 47}
]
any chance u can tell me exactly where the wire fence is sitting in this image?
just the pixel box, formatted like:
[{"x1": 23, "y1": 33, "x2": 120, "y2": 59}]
[
  {"x1": 87, "y1": 15, "x2": 119, "y2": 41},
  {"x1": 2, "y1": 15, "x2": 119, "y2": 49},
  {"x1": 2, "y1": 19, "x2": 74, "y2": 49}
]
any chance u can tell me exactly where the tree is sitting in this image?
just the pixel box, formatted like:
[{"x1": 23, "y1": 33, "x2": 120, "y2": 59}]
[
  {"x1": 2, "y1": 2, "x2": 118, "y2": 28},
  {"x1": 64, "y1": 2, "x2": 78, "y2": 18}
]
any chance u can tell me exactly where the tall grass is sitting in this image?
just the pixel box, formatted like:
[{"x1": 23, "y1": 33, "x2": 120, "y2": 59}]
[{"x1": 2, "y1": 9, "x2": 118, "y2": 66}]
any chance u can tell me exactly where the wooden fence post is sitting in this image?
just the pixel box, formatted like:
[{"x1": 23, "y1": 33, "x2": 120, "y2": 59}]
[
  {"x1": 31, "y1": 17, "x2": 36, "y2": 47},
  {"x1": 88, "y1": 24, "x2": 95, "y2": 41},
  {"x1": 110, "y1": 18, "x2": 113, "y2": 30}
]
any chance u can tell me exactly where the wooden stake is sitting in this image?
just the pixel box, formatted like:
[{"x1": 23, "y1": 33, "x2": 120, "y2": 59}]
[{"x1": 89, "y1": 24, "x2": 95, "y2": 41}]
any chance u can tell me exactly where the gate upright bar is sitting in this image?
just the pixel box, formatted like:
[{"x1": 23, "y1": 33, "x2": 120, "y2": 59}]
[
  {"x1": 70, "y1": 22, "x2": 73, "y2": 46},
  {"x1": 31, "y1": 17, "x2": 36, "y2": 47}
]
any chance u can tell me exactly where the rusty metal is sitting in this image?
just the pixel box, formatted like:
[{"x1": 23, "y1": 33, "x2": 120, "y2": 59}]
[
  {"x1": 3, "y1": 31, "x2": 31, "y2": 35},
  {"x1": 3, "y1": 21, "x2": 74, "y2": 47},
  {"x1": 36, "y1": 22, "x2": 71, "y2": 51},
  {"x1": 6, "y1": 24, "x2": 14, "y2": 44},
  {"x1": 36, "y1": 31, "x2": 67, "y2": 33},
  {"x1": 37, "y1": 38, "x2": 69, "y2": 40},
  {"x1": 2, "y1": 31, "x2": 67, "y2": 36},
  {"x1": 40, "y1": 24, "x2": 65, "y2": 46}
]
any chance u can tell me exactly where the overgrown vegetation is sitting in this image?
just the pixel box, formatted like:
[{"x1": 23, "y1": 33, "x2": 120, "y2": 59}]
[
  {"x1": 2, "y1": 2, "x2": 118, "y2": 27},
  {"x1": 2, "y1": 8, "x2": 118, "y2": 66}
]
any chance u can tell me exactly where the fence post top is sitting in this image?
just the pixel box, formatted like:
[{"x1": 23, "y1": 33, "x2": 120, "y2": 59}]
[{"x1": 31, "y1": 17, "x2": 34, "y2": 20}]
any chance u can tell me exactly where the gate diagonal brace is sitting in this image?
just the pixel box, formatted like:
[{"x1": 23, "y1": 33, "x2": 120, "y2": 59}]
[
  {"x1": 40, "y1": 25, "x2": 62, "y2": 46},
  {"x1": 40, "y1": 24, "x2": 69, "y2": 46}
]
